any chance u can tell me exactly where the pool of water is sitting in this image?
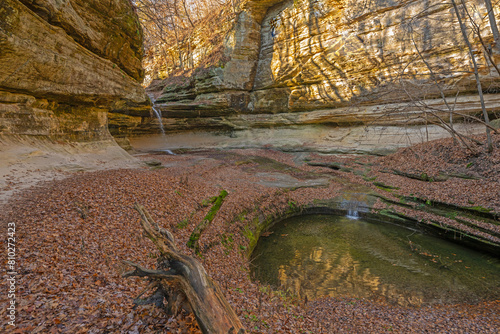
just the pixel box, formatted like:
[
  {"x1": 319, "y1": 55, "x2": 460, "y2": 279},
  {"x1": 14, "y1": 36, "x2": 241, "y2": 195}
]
[{"x1": 251, "y1": 214, "x2": 500, "y2": 307}]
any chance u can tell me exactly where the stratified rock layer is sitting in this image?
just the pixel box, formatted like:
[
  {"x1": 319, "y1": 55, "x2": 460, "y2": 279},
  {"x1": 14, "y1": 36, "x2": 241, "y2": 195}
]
[
  {"x1": 0, "y1": 0, "x2": 148, "y2": 143},
  {"x1": 131, "y1": 0, "x2": 500, "y2": 154}
]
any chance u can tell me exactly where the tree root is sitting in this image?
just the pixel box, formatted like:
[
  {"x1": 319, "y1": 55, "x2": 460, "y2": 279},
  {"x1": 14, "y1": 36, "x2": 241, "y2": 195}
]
[{"x1": 122, "y1": 204, "x2": 245, "y2": 334}]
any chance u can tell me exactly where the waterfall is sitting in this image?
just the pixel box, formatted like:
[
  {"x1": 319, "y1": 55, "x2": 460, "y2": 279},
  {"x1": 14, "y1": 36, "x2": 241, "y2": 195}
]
[
  {"x1": 346, "y1": 208, "x2": 360, "y2": 220},
  {"x1": 342, "y1": 199, "x2": 362, "y2": 220},
  {"x1": 148, "y1": 95, "x2": 175, "y2": 155},
  {"x1": 151, "y1": 105, "x2": 165, "y2": 136},
  {"x1": 149, "y1": 95, "x2": 165, "y2": 136}
]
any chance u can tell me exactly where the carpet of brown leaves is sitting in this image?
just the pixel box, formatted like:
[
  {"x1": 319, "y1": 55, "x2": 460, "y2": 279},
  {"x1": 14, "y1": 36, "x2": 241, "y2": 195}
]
[{"x1": 1, "y1": 137, "x2": 499, "y2": 333}]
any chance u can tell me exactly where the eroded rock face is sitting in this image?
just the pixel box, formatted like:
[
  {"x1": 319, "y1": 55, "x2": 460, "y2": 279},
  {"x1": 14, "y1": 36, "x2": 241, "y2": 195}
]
[
  {"x1": 18, "y1": 0, "x2": 144, "y2": 81},
  {"x1": 253, "y1": 0, "x2": 499, "y2": 110},
  {"x1": 137, "y1": 0, "x2": 500, "y2": 153},
  {"x1": 0, "y1": 0, "x2": 148, "y2": 142}
]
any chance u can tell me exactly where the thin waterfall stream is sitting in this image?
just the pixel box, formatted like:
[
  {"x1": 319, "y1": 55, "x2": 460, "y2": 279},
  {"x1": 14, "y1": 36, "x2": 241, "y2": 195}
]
[
  {"x1": 149, "y1": 94, "x2": 165, "y2": 136},
  {"x1": 148, "y1": 94, "x2": 175, "y2": 155},
  {"x1": 152, "y1": 105, "x2": 165, "y2": 137}
]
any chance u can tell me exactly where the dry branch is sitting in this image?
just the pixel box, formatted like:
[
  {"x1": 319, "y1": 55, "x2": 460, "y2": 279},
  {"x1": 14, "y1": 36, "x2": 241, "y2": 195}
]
[{"x1": 123, "y1": 204, "x2": 245, "y2": 334}]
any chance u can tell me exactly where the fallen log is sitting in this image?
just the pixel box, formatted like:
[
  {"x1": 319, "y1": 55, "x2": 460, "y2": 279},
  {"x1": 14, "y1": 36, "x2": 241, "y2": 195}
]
[
  {"x1": 187, "y1": 189, "x2": 228, "y2": 253},
  {"x1": 123, "y1": 204, "x2": 245, "y2": 334}
]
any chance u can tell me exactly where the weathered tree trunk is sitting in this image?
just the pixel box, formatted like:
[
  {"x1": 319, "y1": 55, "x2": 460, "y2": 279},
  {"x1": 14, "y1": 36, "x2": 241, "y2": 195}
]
[
  {"x1": 123, "y1": 204, "x2": 245, "y2": 334},
  {"x1": 484, "y1": 0, "x2": 500, "y2": 53},
  {"x1": 452, "y1": 0, "x2": 493, "y2": 152}
]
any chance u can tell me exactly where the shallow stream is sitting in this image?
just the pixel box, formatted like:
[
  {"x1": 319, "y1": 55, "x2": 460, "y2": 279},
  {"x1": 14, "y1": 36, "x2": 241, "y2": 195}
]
[{"x1": 251, "y1": 214, "x2": 500, "y2": 306}]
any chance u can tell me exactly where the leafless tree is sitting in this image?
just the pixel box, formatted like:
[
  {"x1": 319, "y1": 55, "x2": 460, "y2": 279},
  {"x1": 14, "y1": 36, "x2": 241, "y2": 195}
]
[
  {"x1": 451, "y1": 0, "x2": 493, "y2": 151},
  {"x1": 380, "y1": 1, "x2": 499, "y2": 152},
  {"x1": 484, "y1": 0, "x2": 500, "y2": 53},
  {"x1": 132, "y1": 0, "x2": 243, "y2": 80}
]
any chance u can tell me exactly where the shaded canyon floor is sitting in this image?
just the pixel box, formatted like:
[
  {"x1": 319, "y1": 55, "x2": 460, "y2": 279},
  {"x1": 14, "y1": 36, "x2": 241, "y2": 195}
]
[{"x1": 1, "y1": 134, "x2": 499, "y2": 333}]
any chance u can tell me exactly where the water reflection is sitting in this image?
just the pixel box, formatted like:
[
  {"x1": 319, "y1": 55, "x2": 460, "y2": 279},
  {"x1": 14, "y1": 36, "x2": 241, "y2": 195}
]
[{"x1": 252, "y1": 215, "x2": 500, "y2": 307}]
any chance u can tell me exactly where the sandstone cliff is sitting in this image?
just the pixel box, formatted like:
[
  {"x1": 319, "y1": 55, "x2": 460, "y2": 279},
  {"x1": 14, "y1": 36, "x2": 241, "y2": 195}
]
[
  {"x1": 0, "y1": 0, "x2": 148, "y2": 143},
  {"x1": 129, "y1": 0, "x2": 500, "y2": 154}
]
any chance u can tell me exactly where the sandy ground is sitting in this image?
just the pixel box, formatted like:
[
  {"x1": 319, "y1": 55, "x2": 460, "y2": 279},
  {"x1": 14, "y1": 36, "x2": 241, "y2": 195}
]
[{"x1": 0, "y1": 137, "x2": 141, "y2": 206}]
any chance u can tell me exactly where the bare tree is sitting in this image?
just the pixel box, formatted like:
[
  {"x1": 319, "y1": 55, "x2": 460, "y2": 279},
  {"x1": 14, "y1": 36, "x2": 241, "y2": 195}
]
[
  {"x1": 460, "y1": 2, "x2": 500, "y2": 76},
  {"x1": 452, "y1": 0, "x2": 493, "y2": 152},
  {"x1": 133, "y1": 0, "x2": 242, "y2": 80},
  {"x1": 381, "y1": 1, "x2": 498, "y2": 153},
  {"x1": 484, "y1": 0, "x2": 500, "y2": 53}
]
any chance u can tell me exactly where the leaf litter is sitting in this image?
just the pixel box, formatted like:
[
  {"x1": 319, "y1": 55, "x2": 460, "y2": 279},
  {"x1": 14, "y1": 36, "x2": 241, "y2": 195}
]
[{"x1": 1, "y1": 134, "x2": 499, "y2": 333}]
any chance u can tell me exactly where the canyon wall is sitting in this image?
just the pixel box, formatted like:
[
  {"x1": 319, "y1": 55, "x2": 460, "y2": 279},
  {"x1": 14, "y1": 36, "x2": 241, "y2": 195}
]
[
  {"x1": 0, "y1": 0, "x2": 148, "y2": 144},
  {"x1": 128, "y1": 0, "x2": 500, "y2": 154}
]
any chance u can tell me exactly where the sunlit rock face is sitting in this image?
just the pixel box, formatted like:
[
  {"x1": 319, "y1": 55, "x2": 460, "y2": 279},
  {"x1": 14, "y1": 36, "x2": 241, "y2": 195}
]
[
  {"x1": 0, "y1": 0, "x2": 148, "y2": 143},
  {"x1": 137, "y1": 0, "x2": 500, "y2": 153},
  {"x1": 253, "y1": 0, "x2": 499, "y2": 112}
]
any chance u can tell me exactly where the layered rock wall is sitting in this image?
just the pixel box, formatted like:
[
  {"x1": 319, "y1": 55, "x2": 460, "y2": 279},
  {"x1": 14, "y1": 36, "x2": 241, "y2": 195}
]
[
  {"x1": 0, "y1": 0, "x2": 148, "y2": 143},
  {"x1": 253, "y1": 0, "x2": 500, "y2": 111},
  {"x1": 130, "y1": 0, "x2": 500, "y2": 154}
]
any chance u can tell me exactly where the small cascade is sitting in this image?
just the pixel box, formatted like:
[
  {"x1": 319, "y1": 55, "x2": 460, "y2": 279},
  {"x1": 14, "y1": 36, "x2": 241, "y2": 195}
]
[
  {"x1": 342, "y1": 199, "x2": 362, "y2": 220},
  {"x1": 163, "y1": 149, "x2": 176, "y2": 155},
  {"x1": 346, "y1": 209, "x2": 360, "y2": 220},
  {"x1": 149, "y1": 95, "x2": 166, "y2": 136},
  {"x1": 148, "y1": 94, "x2": 176, "y2": 155},
  {"x1": 151, "y1": 105, "x2": 166, "y2": 136}
]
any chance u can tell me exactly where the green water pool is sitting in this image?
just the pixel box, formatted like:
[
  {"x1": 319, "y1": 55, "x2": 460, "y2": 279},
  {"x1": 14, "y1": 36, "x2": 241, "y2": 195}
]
[{"x1": 251, "y1": 214, "x2": 500, "y2": 306}]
